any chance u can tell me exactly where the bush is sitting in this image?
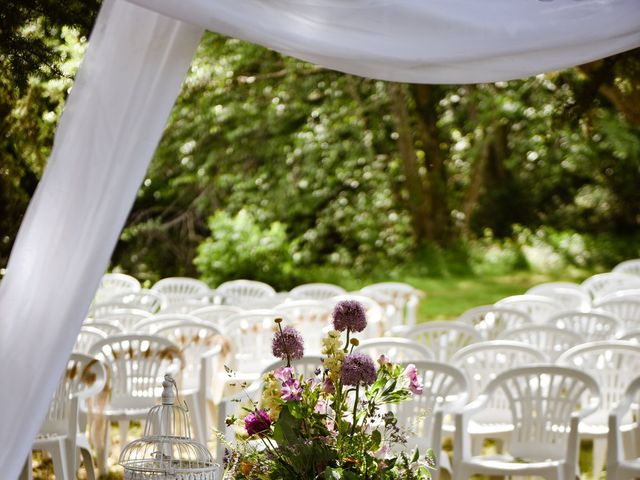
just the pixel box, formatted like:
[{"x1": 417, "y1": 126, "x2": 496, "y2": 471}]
[{"x1": 194, "y1": 209, "x2": 296, "y2": 289}]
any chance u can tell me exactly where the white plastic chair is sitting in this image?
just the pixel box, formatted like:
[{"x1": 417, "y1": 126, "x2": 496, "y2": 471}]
[
  {"x1": 93, "y1": 272, "x2": 140, "y2": 304},
  {"x1": 495, "y1": 294, "x2": 563, "y2": 323},
  {"x1": 498, "y1": 324, "x2": 584, "y2": 361},
  {"x1": 526, "y1": 284, "x2": 591, "y2": 311},
  {"x1": 557, "y1": 340, "x2": 640, "y2": 477},
  {"x1": 548, "y1": 310, "x2": 621, "y2": 341},
  {"x1": 82, "y1": 319, "x2": 124, "y2": 336},
  {"x1": 151, "y1": 276, "x2": 211, "y2": 304},
  {"x1": 581, "y1": 272, "x2": 640, "y2": 302},
  {"x1": 457, "y1": 305, "x2": 532, "y2": 340},
  {"x1": 88, "y1": 301, "x2": 137, "y2": 319},
  {"x1": 215, "y1": 279, "x2": 276, "y2": 307},
  {"x1": 89, "y1": 334, "x2": 183, "y2": 473},
  {"x1": 274, "y1": 300, "x2": 333, "y2": 355},
  {"x1": 134, "y1": 313, "x2": 206, "y2": 333},
  {"x1": 405, "y1": 321, "x2": 481, "y2": 362},
  {"x1": 330, "y1": 294, "x2": 386, "y2": 339},
  {"x1": 74, "y1": 326, "x2": 108, "y2": 354},
  {"x1": 594, "y1": 298, "x2": 640, "y2": 334},
  {"x1": 355, "y1": 338, "x2": 435, "y2": 362},
  {"x1": 359, "y1": 282, "x2": 424, "y2": 331},
  {"x1": 619, "y1": 330, "x2": 640, "y2": 343},
  {"x1": 107, "y1": 288, "x2": 168, "y2": 313},
  {"x1": 607, "y1": 375, "x2": 640, "y2": 480},
  {"x1": 613, "y1": 259, "x2": 640, "y2": 277},
  {"x1": 451, "y1": 341, "x2": 547, "y2": 452},
  {"x1": 390, "y1": 361, "x2": 468, "y2": 480},
  {"x1": 190, "y1": 305, "x2": 244, "y2": 331},
  {"x1": 453, "y1": 365, "x2": 600, "y2": 480},
  {"x1": 288, "y1": 282, "x2": 347, "y2": 300},
  {"x1": 154, "y1": 320, "x2": 225, "y2": 446},
  {"x1": 23, "y1": 353, "x2": 107, "y2": 480},
  {"x1": 96, "y1": 309, "x2": 151, "y2": 331}
]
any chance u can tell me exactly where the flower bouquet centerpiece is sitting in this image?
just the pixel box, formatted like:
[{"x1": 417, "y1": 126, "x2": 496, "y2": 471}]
[{"x1": 222, "y1": 300, "x2": 435, "y2": 479}]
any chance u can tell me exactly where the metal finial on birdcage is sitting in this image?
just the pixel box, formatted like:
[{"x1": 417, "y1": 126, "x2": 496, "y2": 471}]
[{"x1": 119, "y1": 374, "x2": 219, "y2": 479}]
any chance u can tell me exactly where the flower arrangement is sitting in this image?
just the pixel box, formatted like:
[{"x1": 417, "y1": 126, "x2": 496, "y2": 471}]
[{"x1": 223, "y1": 300, "x2": 435, "y2": 479}]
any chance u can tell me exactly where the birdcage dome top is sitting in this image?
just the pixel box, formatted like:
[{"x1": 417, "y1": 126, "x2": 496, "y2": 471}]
[{"x1": 119, "y1": 375, "x2": 218, "y2": 480}]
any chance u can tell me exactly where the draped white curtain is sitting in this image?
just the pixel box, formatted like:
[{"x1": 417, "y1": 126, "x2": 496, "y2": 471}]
[{"x1": 0, "y1": 0, "x2": 638, "y2": 477}]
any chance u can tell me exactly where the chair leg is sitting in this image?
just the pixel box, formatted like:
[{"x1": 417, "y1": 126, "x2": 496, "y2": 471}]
[
  {"x1": 49, "y1": 441, "x2": 69, "y2": 480},
  {"x1": 96, "y1": 419, "x2": 110, "y2": 477},
  {"x1": 592, "y1": 437, "x2": 606, "y2": 480},
  {"x1": 119, "y1": 420, "x2": 129, "y2": 449},
  {"x1": 19, "y1": 454, "x2": 33, "y2": 480},
  {"x1": 80, "y1": 446, "x2": 96, "y2": 480}
]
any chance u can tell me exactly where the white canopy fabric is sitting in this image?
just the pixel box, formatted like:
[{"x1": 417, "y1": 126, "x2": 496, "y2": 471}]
[{"x1": 0, "y1": 0, "x2": 638, "y2": 476}]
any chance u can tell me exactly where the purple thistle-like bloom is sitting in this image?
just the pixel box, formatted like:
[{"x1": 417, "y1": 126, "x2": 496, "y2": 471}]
[
  {"x1": 272, "y1": 326, "x2": 304, "y2": 360},
  {"x1": 332, "y1": 300, "x2": 368, "y2": 332},
  {"x1": 244, "y1": 409, "x2": 272, "y2": 436},
  {"x1": 340, "y1": 352, "x2": 377, "y2": 386}
]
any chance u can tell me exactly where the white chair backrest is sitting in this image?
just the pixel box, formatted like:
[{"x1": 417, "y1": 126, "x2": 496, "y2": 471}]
[
  {"x1": 613, "y1": 259, "x2": 640, "y2": 277},
  {"x1": 90, "y1": 334, "x2": 183, "y2": 410},
  {"x1": 94, "y1": 273, "x2": 140, "y2": 304},
  {"x1": 495, "y1": 294, "x2": 562, "y2": 323},
  {"x1": 451, "y1": 340, "x2": 547, "y2": 397},
  {"x1": 288, "y1": 283, "x2": 347, "y2": 300},
  {"x1": 548, "y1": 310, "x2": 621, "y2": 341},
  {"x1": 151, "y1": 277, "x2": 211, "y2": 304},
  {"x1": 74, "y1": 326, "x2": 107, "y2": 354},
  {"x1": 594, "y1": 298, "x2": 640, "y2": 333},
  {"x1": 225, "y1": 310, "x2": 282, "y2": 374},
  {"x1": 620, "y1": 330, "x2": 640, "y2": 343},
  {"x1": 135, "y1": 313, "x2": 206, "y2": 334},
  {"x1": 359, "y1": 282, "x2": 424, "y2": 329},
  {"x1": 107, "y1": 289, "x2": 168, "y2": 313},
  {"x1": 98, "y1": 309, "x2": 151, "y2": 332},
  {"x1": 89, "y1": 302, "x2": 138, "y2": 319},
  {"x1": 596, "y1": 288, "x2": 640, "y2": 303},
  {"x1": 355, "y1": 338, "x2": 434, "y2": 363},
  {"x1": 330, "y1": 294, "x2": 386, "y2": 339},
  {"x1": 155, "y1": 321, "x2": 225, "y2": 391},
  {"x1": 457, "y1": 305, "x2": 532, "y2": 340},
  {"x1": 498, "y1": 324, "x2": 584, "y2": 361},
  {"x1": 557, "y1": 341, "x2": 640, "y2": 425},
  {"x1": 527, "y1": 286, "x2": 590, "y2": 311},
  {"x1": 391, "y1": 361, "x2": 468, "y2": 450},
  {"x1": 480, "y1": 365, "x2": 600, "y2": 462},
  {"x1": 40, "y1": 353, "x2": 107, "y2": 437},
  {"x1": 82, "y1": 319, "x2": 124, "y2": 336},
  {"x1": 527, "y1": 281, "x2": 583, "y2": 294},
  {"x1": 216, "y1": 280, "x2": 276, "y2": 307},
  {"x1": 581, "y1": 272, "x2": 640, "y2": 302},
  {"x1": 275, "y1": 300, "x2": 333, "y2": 355},
  {"x1": 190, "y1": 305, "x2": 244, "y2": 331},
  {"x1": 405, "y1": 321, "x2": 481, "y2": 362}
]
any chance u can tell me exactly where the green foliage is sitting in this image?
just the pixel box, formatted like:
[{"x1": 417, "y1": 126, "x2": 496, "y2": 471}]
[{"x1": 194, "y1": 209, "x2": 295, "y2": 288}]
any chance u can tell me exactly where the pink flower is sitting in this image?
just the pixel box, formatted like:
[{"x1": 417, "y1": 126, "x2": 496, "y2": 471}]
[
  {"x1": 314, "y1": 399, "x2": 327, "y2": 414},
  {"x1": 403, "y1": 364, "x2": 424, "y2": 395},
  {"x1": 378, "y1": 354, "x2": 391, "y2": 367},
  {"x1": 322, "y1": 377, "x2": 335, "y2": 394},
  {"x1": 280, "y1": 378, "x2": 303, "y2": 401},
  {"x1": 274, "y1": 366, "x2": 294, "y2": 383}
]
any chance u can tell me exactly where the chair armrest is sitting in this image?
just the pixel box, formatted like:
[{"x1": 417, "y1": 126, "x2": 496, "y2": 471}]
[{"x1": 452, "y1": 394, "x2": 490, "y2": 466}]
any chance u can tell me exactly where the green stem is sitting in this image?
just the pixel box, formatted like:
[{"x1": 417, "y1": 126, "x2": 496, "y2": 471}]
[
  {"x1": 351, "y1": 384, "x2": 360, "y2": 437},
  {"x1": 344, "y1": 328, "x2": 351, "y2": 352}
]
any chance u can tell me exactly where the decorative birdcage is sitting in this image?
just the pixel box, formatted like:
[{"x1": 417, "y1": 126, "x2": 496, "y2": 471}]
[{"x1": 119, "y1": 375, "x2": 219, "y2": 480}]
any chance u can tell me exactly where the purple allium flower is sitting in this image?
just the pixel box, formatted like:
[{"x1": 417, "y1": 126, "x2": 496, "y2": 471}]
[
  {"x1": 274, "y1": 366, "x2": 294, "y2": 383},
  {"x1": 403, "y1": 364, "x2": 424, "y2": 395},
  {"x1": 280, "y1": 378, "x2": 303, "y2": 401},
  {"x1": 244, "y1": 409, "x2": 272, "y2": 436},
  {"x1": 340, "y1": 352, "x2": 377, "y2": 386},
  {"x1": 332, "y1": 300, "x2": 368, "y2": 332},
  {"x1": 272, "y1": 326, "x2": 304, "y2": 360}
]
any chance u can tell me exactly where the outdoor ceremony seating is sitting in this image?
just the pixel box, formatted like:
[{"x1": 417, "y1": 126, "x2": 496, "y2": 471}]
[
  {"x1": 214, "y1": 279, "x2": 276, "y2": 307},
  {"x1": 73, "y1": 326, "x2": 108, "y2": 354},
  {"x1": 594, "y1": 297, "x2": 640, "y2": 334},
  {"x1": 88, "y1": 301, "x2": 138, "y2": 319},
  {"x1": 581, "y1": 272, "x2": 640, "y2": 303},
  {"x1": 154, "y1": 320, "x2": 225, "y2": 445},
  {"x1": 93, "y1": 272, "x2": 140, "y2": 305},
  {"x1": 106, "y1": 289, "x2": 168, "y2": 313},
  {"x1": 190, "y1": 304, "x2": 244, "y2": 331},
  {"x1": 274, "y1": 299, "x2": 333, "y2": 354},
  {"x1": 355, "y1": 337, "x2": 435, "y2": 362},
  {"x1": 23, "y1": 353, "x2": 106, "y2": 480},
  {"x1": 450, "y1": 341, "x2": 547, "y2": 452},
  {"x1": 613, "y1": 259, "x2": 640, "y2": 277},
  {"x1": 134, "y1": 312, "x2": 206, "y2": 333},
  {"x1": 498, "y1": 324, "x2": 585, "y2": 361},
  {"x1": 607, "y1": 375, "x2": 640, "y2": 480},
  {"x1": 457, "y1": 305, "x2": 532, "y2": 340},
  {"x1": 359, "y1": 282, "x2": 424, "y2": 332},
  {"x1": 405, "y1": 321, "x2": 481, "y2": 362},
  {"x1": 88, "y1": 334, "x2": 183, "y2": 474},
  {"x1": 548, "y1": 310, "x2": 621, "y2": 341},
  {"x1": 90, "y1": 309, "x2": 151, "y2": 331},
  {"x1": 288, "y1": 282, "x2": 346, "y2": 300},
  {"x1": 526, "y1": 284, "x2": 591, "y2": 310},
  {"x1": 495, "y1": 294, "x2": 563, "y2": 323},
  {"x1": 151, "y1": 276, "x2": 211, "y2": 304},
  {"x1": 81, "y1": 319, "x2": 124, "y2": 336},
  {"x1": 453, "y1": 365, "x2": 600, "y2": 480},
  {"x1": 557, "y1": 340, "x2": 640, "y2": 476}
]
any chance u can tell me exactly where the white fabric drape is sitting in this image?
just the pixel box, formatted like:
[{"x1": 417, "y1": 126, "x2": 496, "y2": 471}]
[
  {"x1": 128, "y1": 0, "x2": 640, "y2": 83},
  {"x1": 0, "y1": 1, "x2": 202, "y2": 477},
  {"x1": 0, "y1": 0, "x2": 639, "y2": 477}
]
